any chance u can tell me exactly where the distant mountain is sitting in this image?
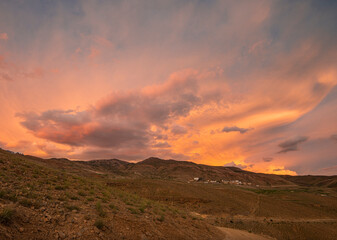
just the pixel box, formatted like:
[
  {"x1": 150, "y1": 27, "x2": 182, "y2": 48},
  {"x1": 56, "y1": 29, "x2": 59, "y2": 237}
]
[
  {"x1": 281, "y1": 175, "x2": 337, "y2": 188},
  {"x1": 6, "y1": 148, "x2": 336, "y2": 188},
  {"x1": 75, "y1": 157, "x2": 295, "y2": 186}
]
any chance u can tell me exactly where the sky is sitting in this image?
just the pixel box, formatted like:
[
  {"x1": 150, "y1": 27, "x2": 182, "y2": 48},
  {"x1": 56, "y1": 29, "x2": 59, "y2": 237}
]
[{"x1": 0, "y1": 0, "x2": 336, "y2": 175}]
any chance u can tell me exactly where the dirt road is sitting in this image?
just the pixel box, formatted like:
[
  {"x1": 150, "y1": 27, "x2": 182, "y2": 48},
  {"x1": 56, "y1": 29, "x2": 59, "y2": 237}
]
[{"x1": 218, "y1": 227, "x2": 275, "y2": 240}]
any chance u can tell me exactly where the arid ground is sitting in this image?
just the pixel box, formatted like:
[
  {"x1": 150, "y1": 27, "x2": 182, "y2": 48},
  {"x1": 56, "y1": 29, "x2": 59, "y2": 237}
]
[{"x1": 1, "y1": 149, "x2": 336, "y2": 240}]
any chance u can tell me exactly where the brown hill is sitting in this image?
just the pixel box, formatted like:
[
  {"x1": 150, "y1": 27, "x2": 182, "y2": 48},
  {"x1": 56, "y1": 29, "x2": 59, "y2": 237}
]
[
  {"x1": 0, "y1": 149, "x2": 225, "y2": 240},
  {"x1": 281, "y1": 175, "x2": 337, "y2": 188},
  {"x1": 1, "y1": 148, "x2": 337, "y2": 240},
  {"x1": 19, "y1": 153, "x2": 337, "y2": 188},
  {"x1": 77, "y1": 157, "x2": 295, "y2": 186}
]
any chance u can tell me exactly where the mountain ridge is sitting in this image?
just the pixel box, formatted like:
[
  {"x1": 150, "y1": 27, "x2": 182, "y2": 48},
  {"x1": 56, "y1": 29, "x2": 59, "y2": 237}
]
[{"x1": 2, "y1": 148, "x2": 336, "y2": 188}]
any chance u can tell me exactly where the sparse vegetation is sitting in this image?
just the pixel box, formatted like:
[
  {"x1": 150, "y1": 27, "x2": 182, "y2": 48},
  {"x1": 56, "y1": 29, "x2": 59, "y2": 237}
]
[
  {"x1": 94, "y1": 219, "x2": 104, "y2": 230},
  {"x1": 87, "y1": 197, "x2": 94, "y2": 202},
  {"x1": 70, "y1": 195, "x2": 79, "y2": 200},
  {"x1": 78, "y1": 191, "x2": 86, "y2": 196},
  {"x1": 19, "y1": 198, "x2": 34, "y2": 208},
  {"x1": 96, "y1": 201, "x2": 106, "y2": 217},
  {"x1": 0, "y1": 208, "x2": 15, "y2": 225},
  {"x1": 55, "y1": 185, "x2": 66, "y2": 190},
  {"x1": 0, "y1": 148, "x2": 337, "y2": 240},
  {"x1": 157, "y1": 214, "x2": 165, "y2": 222},
  {"x1": 127, "y1": 207, "x2": 139, "y2": 214},
  {"x1": 65, "y1": 205, "x2": 80, "y2": 211}
]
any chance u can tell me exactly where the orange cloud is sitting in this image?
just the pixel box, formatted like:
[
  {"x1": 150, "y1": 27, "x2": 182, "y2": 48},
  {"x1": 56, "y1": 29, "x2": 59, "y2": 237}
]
[{"x1": 1, "y1": 1, "x2": 337, "y2": 175}]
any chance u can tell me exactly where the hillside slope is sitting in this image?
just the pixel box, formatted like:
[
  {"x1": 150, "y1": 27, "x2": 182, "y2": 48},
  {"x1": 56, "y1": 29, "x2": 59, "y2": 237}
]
[
  {"x1": 0, "y1": 149, "x2": 225, "y2": 240},
  {"x1": 1, "y1": 149, "x2": 337, "y2": 240},
  {"x1": 77, "y1": 157, "x2": 297, "y2": 186}
]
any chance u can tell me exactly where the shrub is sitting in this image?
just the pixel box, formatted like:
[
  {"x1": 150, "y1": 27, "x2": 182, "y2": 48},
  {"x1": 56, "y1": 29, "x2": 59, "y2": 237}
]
[
  {"x1": 0, "y1": 191, "x2": 17, "y2": 202},
  {"x1": 109, "y1": 203, "x2": 116, "y2": 209},
  {"x1": 65, "y1": 205, "x2": 80, "y2": 211},
  {"x1": 78, "y1": 191, "x2": 86, "y2": 197},
  {"x1": 96, "y1": 201, "x2": 106, "y2": 217},
  {"x1": 57, "y1": 196, "x2": 67, "y2": 201},
  {"x1": 19, "y1": 199, "x2": 41, "y2": 209},
  {"x1": 157, "y1": 215, "x2": 165, "y2": 222},
  {"x1": 128, "y1": 207, "x2": 138, "y2": 215},
  {"x1": 70, "y1": 196, "x2": 79, "y2": 200},
  {"x1": 0, "y1": 208, "x2": 15, "y2": 225},
  {"x1": 45, "y1": 195, "x2": 52, "y2": 200},
  {"x1": 94, "y1": 219, "x2": 104, "y2": 230},
  {"x1": 139, "y1": 206, "x2": 145, "y2": 213},
  {"x1": 19, "y1": 199, "x2": 34, "y2": 208},
  {"x1": 87, "y1": 197, "x2": 94, "y2": 202},
  {"x1": 55, "y1": 186, "x2": 65, "y2": 190}
]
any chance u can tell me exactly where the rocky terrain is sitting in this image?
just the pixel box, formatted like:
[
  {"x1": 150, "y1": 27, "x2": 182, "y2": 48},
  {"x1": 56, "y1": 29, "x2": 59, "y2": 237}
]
[
  {"x1": 1, "y1": 148, "x2": 337, "y2": 239},
  {"x1": 75, "y1": 157, "x2": 299, "y2": 187}
]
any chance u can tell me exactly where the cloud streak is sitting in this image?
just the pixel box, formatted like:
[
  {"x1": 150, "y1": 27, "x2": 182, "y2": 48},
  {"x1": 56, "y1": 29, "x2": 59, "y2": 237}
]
[
  {"x1": 263, "y1": 157, "x2": 273, "y2": 162},
  {"x1": 222, "y1": 126, "x2": 252, "y2": 134},
  {"x1": 331, "y1": 134, "x2": 337, "y2": 142},
  {"x1": 277, "y1": 136, "x2": 309, "y2": 154}
]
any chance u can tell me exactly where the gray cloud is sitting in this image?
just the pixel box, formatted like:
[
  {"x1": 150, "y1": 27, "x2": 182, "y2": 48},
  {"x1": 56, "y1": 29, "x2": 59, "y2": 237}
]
[
  {"x1": 152, "y1": 142, "x2": 171, "y2": 148},
  {"x1": 17, "y1": 110, "x2": 150, "y2": 148},
  {"x1": 331, "y1": 134, "x2": 337, "y2": 142},
  {"x1": 318, "y1": 165, "x2": 337, "y2": 174},
  {"x1": 277, "y1": 136, "x2": 309, "y2": 153},
  {"x1": 96, "y1": 73, "x2": 204, "y2": 126},
  {"x1": 263, "y1": 157, "x2": 273, "y2": 162},
  {"x1": 16, "y1": 70, "x2": 220, "y2": 159},
  {"x1": 0, "y1": 73, "x2": 13, "y2": 81},
  {"x1": 171, "y1": 125, "x2": 188, "y2": 135},
  {"x1": 70, "y1": 146, "x2": 189, "y2": 161},
  {"x1": 222, "y1": 126, "x2": 252, "y2": 134}
]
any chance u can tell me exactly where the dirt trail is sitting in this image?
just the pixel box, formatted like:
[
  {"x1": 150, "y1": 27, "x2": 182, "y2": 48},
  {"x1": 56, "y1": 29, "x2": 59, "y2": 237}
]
[
  {"x1": 250, "y1": 195, "x2": 260, "y2": 216},
  {"x1": 191, "y1": 211, "x2": 337, "y2": 224},
  {"x1": 218, "y1": 227, "x2": 275, "y2": 240},
  {"x1": 227, "y1": 216, "x2": 337, "y2": 223}
]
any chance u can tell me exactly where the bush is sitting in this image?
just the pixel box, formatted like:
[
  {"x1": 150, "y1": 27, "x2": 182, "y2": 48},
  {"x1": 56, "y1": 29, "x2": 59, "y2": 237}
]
[
  {"x1": 87, "y1": 197, "x2": 94, "y2": 202},
  {"x1": 19, "y1": 199, "x2": 34, "y2": 208},
  {"x1": 70, "y1": 196, "x2": 79, "y2": 200},
  {"x1": 0, "y1": 191, "x2": 17, "y2": 202},
  {"x1": 127, "y1": 207, "x2": 139, "y2": 214},
  {"x1": 55, "y1": 185, "x2": 65, "y2": 190},
  {"x1": 94, "y1": 219, "x2": 104, "y2": 230},
  {"x1": 78, "y1": 191, "x2": 86, "y2": 197},
  {"x1": 65, "y1": 205, "x2": 80, "y2": 211},
  {"x1": 0, "y1": 208, "x2": 15, "y2": 225},
  {"x1": 157, "y1": 215, "x2": 165, "y2": 222},
  {"x1": 109, "y1": 203, "x2": 116, "y2": 209},
  {"x1": 96, "y1": 201, "x2": 106, "y2": 217}
]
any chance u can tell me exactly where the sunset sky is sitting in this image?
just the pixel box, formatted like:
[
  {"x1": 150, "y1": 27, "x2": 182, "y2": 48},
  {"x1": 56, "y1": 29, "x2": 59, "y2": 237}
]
[{"x1": 0, "y1": 0, "x2": 336, "y2": 175}]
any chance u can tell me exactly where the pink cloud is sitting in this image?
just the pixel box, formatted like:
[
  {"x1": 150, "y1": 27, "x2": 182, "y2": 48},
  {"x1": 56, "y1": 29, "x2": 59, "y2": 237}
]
[
  {"x1": 88, "y1": 47, "x2": 101, "y2": 59},
  {"x1": 0, "y1": 33, "x2": 8, "y2": 40},
  {"x1": 16, "y1": 69, "x2": 219, "y2": 159}
]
